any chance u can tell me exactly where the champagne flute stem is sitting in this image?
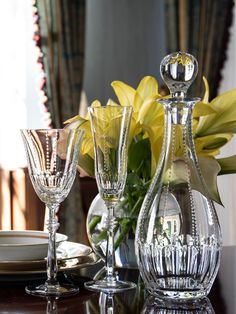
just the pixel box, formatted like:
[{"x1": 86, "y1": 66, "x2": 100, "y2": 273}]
[
  {"x1": 105, "y1": 203, "x2": 116, "y2": 282},
  {"x1": 46, "y1": 203, "x2": 60, "y2": 287}
]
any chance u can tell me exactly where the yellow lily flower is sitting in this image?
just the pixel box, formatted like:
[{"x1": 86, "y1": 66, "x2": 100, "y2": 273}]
[
  {"x1": 196, "y1": 88, "x2": 236, "y2": 136},
  {"x1": 111, "y1": 76, "x2": 163, "y2": 173},
  {"x1": 64, "y1": 75, "x2": 236, "y2": 186},
  {"x1": 63, "y1": 116, "x2": 94, "y2": 176}
]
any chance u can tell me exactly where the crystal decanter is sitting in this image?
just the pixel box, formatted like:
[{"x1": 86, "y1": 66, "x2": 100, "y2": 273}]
[{"x1": 135, "y1": 52, "x2": 222, "y2": 300}]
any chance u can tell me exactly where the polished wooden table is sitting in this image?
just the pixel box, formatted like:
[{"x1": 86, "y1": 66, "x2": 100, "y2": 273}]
[{"x1": 0, "y1": 246, "x2": 235, "y2": 314}]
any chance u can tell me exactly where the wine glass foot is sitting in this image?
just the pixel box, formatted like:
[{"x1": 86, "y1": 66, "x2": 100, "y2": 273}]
[
  {"x1": 25, "y1": 283, "x2": 79, "y2": 298},
  {"x1": 84, "y1": 279, "x2": 136, "y2": 293}
]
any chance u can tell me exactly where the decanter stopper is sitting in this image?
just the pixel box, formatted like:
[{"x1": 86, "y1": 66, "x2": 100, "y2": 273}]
[{"x1": 160, "y1": 51, "x2": 198, "y2": 98}]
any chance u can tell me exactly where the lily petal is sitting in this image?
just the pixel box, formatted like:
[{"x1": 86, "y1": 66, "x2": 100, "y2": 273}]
[
  {"x1": 196, "y1": 89, "x2": 236, "y2": 136},
  {"x1": 91, "y1": 100, "x2": 102, "y2": 107},
  {"x1": 137, "y1": 76, "x2": 159, "y2": 99},
  {"x1": 193, "y1": 101, "x2": 215, "y2": 118},
  {"x1": 202, "y1": 76, "x2": 210, "y2": 103},
  {"x1": 111, "y1": 81, "x2": 136, "y2": 107},
  {"x1": 106, "y1": 99, "x2": 119, "y2": 106},
  {"x1": 137, "y1": 97, "x2": 164, "y2": 127}
]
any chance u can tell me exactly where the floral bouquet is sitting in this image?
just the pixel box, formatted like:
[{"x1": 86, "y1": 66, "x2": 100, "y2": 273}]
[{"x1": 64, "y1": 76, "x2": 236, "y2": 263}]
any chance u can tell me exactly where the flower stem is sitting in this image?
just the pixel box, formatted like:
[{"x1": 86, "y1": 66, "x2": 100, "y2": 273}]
[
  {"x1": 114, "y1": 221, "x2": 132, "y2": 250},
  {"x1": 114, "y1": 196, "x2": 144, "y2": 250},
  {"x1": 88, "y1": 215, "x2": 102, "y2": 233}
]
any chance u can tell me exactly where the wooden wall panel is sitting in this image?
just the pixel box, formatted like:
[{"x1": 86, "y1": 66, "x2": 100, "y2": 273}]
[
  {"x1": 0, "y1": 168, "x2": 45, "y2": 231},
  {"x1": 23, "y1": 168, "x2": 45, "y2": 230},
  {"x1": 0, "y1": 169, "x2": 11, "y2": 229}
]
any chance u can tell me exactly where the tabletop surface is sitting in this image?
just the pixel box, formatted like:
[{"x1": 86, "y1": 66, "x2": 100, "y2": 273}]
[{"x1": 0, "y1": 246, "x2": 235, "y2": 314}]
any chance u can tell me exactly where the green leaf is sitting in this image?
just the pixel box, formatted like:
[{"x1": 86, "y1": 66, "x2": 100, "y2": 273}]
[
  {"x1": 114, "y1": 221, "x2": 132, "y2": 250},
  {"x1": 128, "y1": 138, "x2": 151, "y2": 179},
  {"x1": 198, "y1": 157, "x2": 222, "y2": 205},
  {"x1": 202, "y1": 137, "x2": 230, "y2": 150},
  {"x1": 163, "y1": 160, "x2": 190, "y2": 185},
  {"x1": 217, "y1": 155, "x2": 236, "y2": 175},
  {"x1": 164, "y1": 157, "x2": 223, "y2": 205},
  {"x1": 126, "y1": 172, "x2": 143, "y2": 188},
  {"x1": 78, "y1": 153, "x2": 94, "y2": 177},
  {"x1": 194, "y1": 133, "x2": 232, "y2": 154}
]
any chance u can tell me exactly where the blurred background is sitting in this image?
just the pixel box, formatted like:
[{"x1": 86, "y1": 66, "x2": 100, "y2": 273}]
[{"x1": 0, "y1": 0, "x2": 235, "y2": 246}]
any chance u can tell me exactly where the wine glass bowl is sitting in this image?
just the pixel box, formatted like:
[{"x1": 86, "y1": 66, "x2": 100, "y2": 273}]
[
  {"x1": 23, "y1": 129, "x2": 79, "y2": 204},
  {"x1": 84, "y1": 105, "x2": 136, "y2": 293},
  {"x1": 21, "y1": 128, "x2": 83, "y2": 297}
]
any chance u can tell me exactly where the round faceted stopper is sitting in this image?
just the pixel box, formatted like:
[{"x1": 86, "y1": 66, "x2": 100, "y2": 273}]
[{"x1": 160, "y1": 51, "x2": 198, "y2": 97}]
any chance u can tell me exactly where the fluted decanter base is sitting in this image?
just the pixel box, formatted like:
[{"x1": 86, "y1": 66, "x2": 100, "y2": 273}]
[
  {"x1": 147, "y1": 282, "x2": 207, "y2": 300},
  {"x1": 143, "y1": 295, "x2": 215, "y2": 313},
  {"x1": 137, "y1": 238, "x2": 220, "y2": 300},
  {"x1": 148, "y1": 286, "x2": 208, "y2": 300}
]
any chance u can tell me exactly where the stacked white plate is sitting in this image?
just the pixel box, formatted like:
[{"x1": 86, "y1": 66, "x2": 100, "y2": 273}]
[
  {"x1": 0, "y1": 230, "x2": 99, "y2": 276},
  {"x1": 0, "y1": 230, "x2": 67, "y2": 261}
]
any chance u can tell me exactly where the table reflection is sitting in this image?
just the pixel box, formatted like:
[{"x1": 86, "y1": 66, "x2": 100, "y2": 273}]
[
  {"x1": 0, "y1": 247, "x2": 235, "y2": 313},
  {"x1": 84, "y1": 292, "x2": 215, "y2": 314},
  {"x1": 85, "y1": 289, "x2": 144, "y2": 314},
  {"x1": 46, "y1": 297, "x2": 58, "y2": 314},
  {"x1": 141, "y1": 296, "x2": 215, "y2": 313}
]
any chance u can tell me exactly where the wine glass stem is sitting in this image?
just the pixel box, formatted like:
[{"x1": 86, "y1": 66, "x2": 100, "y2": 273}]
[
  {"x1": 105, "y1": 203, "x2": 116, "y2": 282},
  {"x1": 46, "y1": 204, "x2": 59, "y2": 286}
]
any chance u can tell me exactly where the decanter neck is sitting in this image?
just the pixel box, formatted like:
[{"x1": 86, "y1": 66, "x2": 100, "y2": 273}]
[
  {"x1": 160, "y1": 98, "x2": 199, "y2": 127},
  {"x1": 160, "y1": 98, "x2": 200, "y2": 160},
  {"x1": 166, "y1": 103, "x2": 192, "y2": 126},
  {"x1": 160, "y1": 98, "x2": 199, "y2": 125}
]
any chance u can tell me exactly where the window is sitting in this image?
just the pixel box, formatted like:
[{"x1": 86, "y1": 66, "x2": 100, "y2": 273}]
[{"x1": 0, "y1": 0, "x2": 46, "y2": 170}]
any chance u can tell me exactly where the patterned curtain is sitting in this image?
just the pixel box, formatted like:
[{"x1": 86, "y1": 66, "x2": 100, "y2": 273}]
[
  {"x1": 34, "y1": 0, "x2": 87, "y2": 242},
  {"x1": 164, "y1": 0, "x2": 234, "y2": 99}
]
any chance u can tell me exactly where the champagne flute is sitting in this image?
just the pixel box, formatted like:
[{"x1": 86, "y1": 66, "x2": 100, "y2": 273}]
[
  {"x1": 21, "y1": 128, "x2": 83, "y2": 297},
  {"x1": 84, "y1": 105, "x2": 136, "y2": 293}
]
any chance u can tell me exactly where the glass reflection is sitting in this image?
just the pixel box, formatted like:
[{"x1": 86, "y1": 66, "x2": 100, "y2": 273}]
[
  {"x1": 99, "y1": 293, "x2": 114, "y2": 314},
  {"x1": 46, "y1": 297, "x2": 58, "y2": 314},
  {"x1": 141, "y1": 295, "x2": 215, "y2": 314}
]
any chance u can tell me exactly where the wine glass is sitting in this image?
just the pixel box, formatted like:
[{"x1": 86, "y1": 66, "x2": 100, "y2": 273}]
[
  {"x1": 84, "y1": 105, "x2": 136, "y2": 293},
  {"x1": 20, "y1": 128, "x2": 83, "y2": 297}
]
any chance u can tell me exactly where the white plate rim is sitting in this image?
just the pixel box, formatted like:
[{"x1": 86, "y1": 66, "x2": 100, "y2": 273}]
[
  {"x1": 0, "y1": 241, "x2": 93, "y2": 266},
  {"x1": 0, "y1": 230, "x2": 67, "y2": 247},
  {"x1": 0, "y1": 252, "x2": 99, "y2": 275}
]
